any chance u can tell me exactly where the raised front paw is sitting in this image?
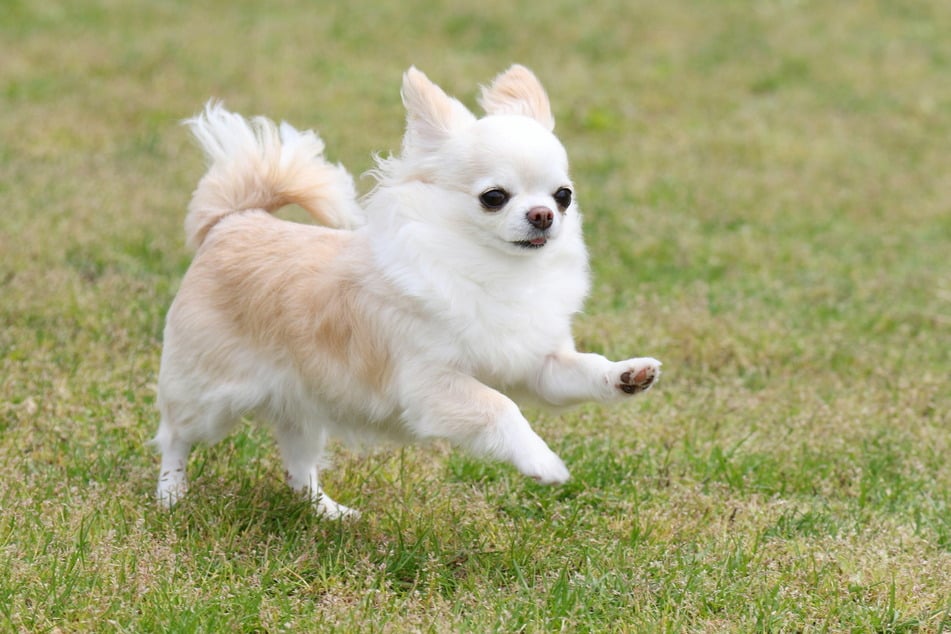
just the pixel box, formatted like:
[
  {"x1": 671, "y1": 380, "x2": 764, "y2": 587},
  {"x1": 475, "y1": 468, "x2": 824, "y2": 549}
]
[{"x1": 615, "y1": 357, "x2": 661, "y2": 395}]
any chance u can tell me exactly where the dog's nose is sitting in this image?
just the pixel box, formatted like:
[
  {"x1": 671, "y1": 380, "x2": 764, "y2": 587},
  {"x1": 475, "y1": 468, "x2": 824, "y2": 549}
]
[{"x1": 526, "y1": 206, "x2": 554, "y2": 230}]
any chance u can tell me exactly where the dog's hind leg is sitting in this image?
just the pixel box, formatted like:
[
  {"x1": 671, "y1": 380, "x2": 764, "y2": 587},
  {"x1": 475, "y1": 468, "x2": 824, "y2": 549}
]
[
  {"x1": 152, "y1": 386, "x2": 245, "y2": 508},
  {"x1": 272, "y1": 423, "x2": 359, "y2": 520},
  {"x1": 153, "y1": 418, "x2": 193, "y2": 509}
]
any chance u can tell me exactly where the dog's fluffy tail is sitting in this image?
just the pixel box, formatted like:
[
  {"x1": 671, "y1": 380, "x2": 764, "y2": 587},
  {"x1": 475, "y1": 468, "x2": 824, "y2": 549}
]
[{"x1": 183, "y1": 101, "x2": 363, "y2": 250}]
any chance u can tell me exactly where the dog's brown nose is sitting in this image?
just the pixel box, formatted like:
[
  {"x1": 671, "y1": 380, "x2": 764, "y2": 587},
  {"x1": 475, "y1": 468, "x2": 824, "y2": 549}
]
[{"x1": 526, "y1": 206, "x2": 554, "y2": 230}]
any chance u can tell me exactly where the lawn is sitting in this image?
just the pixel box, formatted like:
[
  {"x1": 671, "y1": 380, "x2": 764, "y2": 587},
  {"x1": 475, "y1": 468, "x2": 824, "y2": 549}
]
[{"x1": 1, "y1": 0, "x2": 950, "y2": 631}]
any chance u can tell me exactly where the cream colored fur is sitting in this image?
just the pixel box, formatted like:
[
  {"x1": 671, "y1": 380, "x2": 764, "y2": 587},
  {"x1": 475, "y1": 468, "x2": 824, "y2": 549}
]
[{"x1": 154, "y1": 66, "x2": 661, "y2": 518}]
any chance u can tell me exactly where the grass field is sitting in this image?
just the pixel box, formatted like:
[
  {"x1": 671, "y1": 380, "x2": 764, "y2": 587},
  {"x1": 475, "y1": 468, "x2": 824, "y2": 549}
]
[{"x1": 2, "y1": 0, "x2": 950, "y2": 631}]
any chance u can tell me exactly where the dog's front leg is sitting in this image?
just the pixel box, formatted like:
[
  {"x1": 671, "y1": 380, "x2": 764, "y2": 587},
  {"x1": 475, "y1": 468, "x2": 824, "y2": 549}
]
[
  {"x1": 534, "y1": 346, "x2": 661, "y2": 407},
  {"x1": 402, "y1": 370, "x2": 569, "y2": 484}
]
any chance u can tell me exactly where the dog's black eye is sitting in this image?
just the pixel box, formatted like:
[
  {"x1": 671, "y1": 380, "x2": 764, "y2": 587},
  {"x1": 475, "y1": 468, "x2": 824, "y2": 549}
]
[
  {"x1": 553, "y1": 187, "x2": 572, "y2": 210},
  {"x1": 479, "y1": 188, "x2": 510, "y2": 211}
]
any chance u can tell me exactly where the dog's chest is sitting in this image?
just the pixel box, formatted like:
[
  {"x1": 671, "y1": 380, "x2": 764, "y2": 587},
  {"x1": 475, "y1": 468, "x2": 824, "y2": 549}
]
[
  {"x1": 441, "y1": 274, "x2": 583, "y2": 382},
  {"x1": 371, "y1": 226, "x2": 590, "y2": 383}
]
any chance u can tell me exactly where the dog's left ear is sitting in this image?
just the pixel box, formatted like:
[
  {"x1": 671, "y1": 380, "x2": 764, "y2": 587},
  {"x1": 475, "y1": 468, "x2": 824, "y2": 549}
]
[{"x1": 478, "y1": 65, "x2": 555, "y2": 131}]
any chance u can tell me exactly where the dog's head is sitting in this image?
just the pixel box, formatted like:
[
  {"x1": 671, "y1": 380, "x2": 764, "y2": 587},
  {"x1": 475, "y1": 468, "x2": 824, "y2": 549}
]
[{"x1": 386, "y1": 65, "x2": 577, "y2": 256}]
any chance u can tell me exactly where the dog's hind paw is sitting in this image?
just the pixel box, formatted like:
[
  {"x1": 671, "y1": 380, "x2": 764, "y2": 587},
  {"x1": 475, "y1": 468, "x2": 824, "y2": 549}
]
[
  {"x1": 156, "y1": 475, "x2": 188, "y2": 509},
  {"x1": 315, "y1": 493, "x2": 361, "y2": 521}
]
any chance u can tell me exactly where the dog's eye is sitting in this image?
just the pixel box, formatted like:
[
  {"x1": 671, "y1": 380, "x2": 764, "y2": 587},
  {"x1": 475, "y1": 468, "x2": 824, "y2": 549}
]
[
  {"x1": 553, "y1": 187, "x2": 573, "y2": 210},
  {"x1": 479, "y1": 188, "x2": 510, "y2": 211}
]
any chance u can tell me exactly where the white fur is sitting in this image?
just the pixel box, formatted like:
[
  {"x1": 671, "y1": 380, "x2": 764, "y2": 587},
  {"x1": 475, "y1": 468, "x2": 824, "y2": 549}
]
[{"x1": 153, "y1": 66, "x2": 661, "y2": 517}]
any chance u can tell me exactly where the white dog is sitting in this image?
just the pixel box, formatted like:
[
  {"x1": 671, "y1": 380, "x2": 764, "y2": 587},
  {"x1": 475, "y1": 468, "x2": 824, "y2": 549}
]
[{"x1": 153, "y1": 65, "x2": 661, "y2": 518}]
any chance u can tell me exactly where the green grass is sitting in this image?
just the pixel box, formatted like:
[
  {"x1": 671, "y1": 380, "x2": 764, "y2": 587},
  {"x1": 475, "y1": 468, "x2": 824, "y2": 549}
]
[{"x1": 2, "y1": 0, "x2": 950, "y2": 631}]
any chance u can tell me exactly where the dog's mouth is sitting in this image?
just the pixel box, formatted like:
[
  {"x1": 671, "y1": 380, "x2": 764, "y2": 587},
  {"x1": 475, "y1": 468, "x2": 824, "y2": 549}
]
[{"x1": 512, "y1": 237, "x2": 548, "y2": 249}]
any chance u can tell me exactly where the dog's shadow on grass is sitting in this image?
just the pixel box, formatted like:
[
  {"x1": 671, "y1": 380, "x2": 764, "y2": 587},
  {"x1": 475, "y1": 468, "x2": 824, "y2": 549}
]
[
  {"x1": 150, "y1": 474, "x2": 367, "y2": 546},
  {"x1": 140, "y1": 436, "x2": 623, "y2": 588},
  {"x1": 137, "y1": 445, "x2": 647, "y2": 602},
  {"x1": 144, "y1": 472, "x2": 551, "y2": 598}
]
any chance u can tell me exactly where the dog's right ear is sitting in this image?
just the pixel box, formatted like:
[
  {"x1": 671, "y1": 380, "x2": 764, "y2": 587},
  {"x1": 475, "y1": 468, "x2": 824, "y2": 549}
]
[{"x1": 401, "y1": 67, "x2": 475, "y2": 153}]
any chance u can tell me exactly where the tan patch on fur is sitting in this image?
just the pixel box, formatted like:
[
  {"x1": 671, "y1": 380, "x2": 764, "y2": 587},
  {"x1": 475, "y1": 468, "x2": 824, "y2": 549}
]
[{"x1": 175, "y1": 212, "x2": 392, "y2": 393}]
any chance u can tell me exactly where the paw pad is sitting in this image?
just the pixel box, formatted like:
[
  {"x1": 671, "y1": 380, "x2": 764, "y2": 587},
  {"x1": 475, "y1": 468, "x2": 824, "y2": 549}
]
[{"x1": 618, "y1": 365, "x2": 658, "y2": 394}]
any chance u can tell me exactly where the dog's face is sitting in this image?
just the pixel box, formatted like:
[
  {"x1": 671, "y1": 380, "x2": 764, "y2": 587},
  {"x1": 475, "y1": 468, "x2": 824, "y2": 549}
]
[
  {"x1": 453, "y1": 115, "x2": 573, "y2": 253},
  {"x1": 397, "y1": 66, "x2": 577, "y2": 256}
]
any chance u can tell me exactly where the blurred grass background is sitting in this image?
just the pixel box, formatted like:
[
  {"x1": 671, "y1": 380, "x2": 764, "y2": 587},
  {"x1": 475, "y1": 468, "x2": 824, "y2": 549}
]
[{"x1": 1, "y1": 0, "x2": 950, "y2": 631}]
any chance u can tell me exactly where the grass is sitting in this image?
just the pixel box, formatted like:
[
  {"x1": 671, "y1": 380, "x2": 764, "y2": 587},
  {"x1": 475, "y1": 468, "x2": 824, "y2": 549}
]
[{"x1": 2, "y1": 0, "x2": 950, "y2": 631}]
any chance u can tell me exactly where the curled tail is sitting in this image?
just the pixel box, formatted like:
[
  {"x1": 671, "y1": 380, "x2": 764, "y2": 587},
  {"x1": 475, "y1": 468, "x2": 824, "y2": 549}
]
[{"x1": 183, "y1": 101, "x2": 363, "y2": 250}]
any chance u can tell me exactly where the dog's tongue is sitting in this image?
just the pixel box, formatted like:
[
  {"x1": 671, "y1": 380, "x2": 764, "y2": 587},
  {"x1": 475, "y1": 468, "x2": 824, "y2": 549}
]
[{"x1": 530, "y1": 237, "x2": 547, "y2": 246}]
